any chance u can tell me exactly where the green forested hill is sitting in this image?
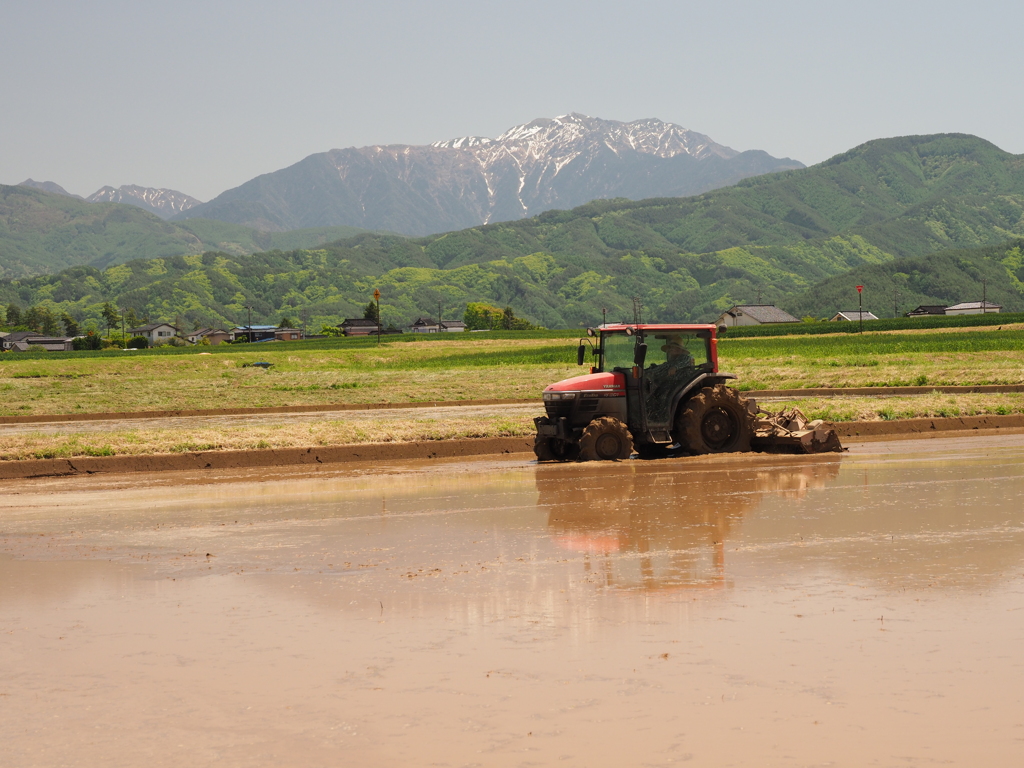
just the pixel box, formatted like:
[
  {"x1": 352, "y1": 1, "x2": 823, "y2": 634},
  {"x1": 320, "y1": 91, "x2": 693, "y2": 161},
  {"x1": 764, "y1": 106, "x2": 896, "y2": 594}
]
[
  {"x1": 0, "y1": 185, "x2": 373, "y2": 278},
  {"x1": 786, "y1": 239, "x2": 1024, "y2": 318},
  {"x1": 3, "y1": 133, "x2": 1024, "y2": 330}
]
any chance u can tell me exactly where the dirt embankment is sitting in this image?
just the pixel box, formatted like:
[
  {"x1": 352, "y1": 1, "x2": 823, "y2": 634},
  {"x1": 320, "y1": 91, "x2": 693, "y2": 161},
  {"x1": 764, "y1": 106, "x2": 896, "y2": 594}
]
[{"x1": 3, "y1": 413, "x2": 1024, "y2": 480}]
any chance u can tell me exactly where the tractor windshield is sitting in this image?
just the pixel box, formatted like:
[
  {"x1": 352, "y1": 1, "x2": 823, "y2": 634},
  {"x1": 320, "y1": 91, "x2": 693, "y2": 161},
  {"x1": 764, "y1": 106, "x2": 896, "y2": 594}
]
[
  {"x1": 601, "y1": 332, "x2": 637, "y2": 372},
  {"x1": 647, "y1": 332, "x2": 710, "y2": 369}
]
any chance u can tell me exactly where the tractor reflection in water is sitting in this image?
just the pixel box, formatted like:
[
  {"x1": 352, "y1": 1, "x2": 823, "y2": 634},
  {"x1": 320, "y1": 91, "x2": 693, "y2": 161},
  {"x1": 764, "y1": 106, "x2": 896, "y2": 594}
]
[{"x1": 537, "y1": 459, "x2": 841, "y2": 591}]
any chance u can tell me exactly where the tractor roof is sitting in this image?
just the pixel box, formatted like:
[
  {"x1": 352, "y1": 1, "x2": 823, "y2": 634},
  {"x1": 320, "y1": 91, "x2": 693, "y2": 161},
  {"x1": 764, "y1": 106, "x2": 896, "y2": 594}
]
[{"x1": 599, "y1": 323, "x2": 717, "y2": 332}]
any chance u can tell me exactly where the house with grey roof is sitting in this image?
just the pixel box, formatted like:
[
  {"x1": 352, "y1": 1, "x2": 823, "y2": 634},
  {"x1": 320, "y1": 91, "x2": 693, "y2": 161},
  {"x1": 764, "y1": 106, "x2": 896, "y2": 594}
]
[
  {"x1": 2, "y1": 331, "x2": 74, "y2": 351},
  {"x1": 339, "y1": 318, "x2": 381, "y2": 336},
  {"x1": 830, "y1": 310, "x2": 879, "y2": 322},
  {"x1": 717, "y1": 305, "x2": 800, "y2": 328},
  {"x1": 944, "y1": 301, "x2": 1001, "y2": 315}
]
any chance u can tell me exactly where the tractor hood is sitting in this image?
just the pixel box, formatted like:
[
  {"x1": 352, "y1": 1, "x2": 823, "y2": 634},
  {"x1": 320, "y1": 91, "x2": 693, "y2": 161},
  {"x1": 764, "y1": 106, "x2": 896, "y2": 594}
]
[{"x1": 544, "y1": 371, "x2": 626, "y2": 395}]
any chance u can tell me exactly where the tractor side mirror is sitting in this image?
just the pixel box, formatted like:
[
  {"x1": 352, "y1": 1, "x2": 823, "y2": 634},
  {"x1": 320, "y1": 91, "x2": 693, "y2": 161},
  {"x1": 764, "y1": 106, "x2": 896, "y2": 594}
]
[
  {"x1": 633, "y1": 343, "x2": 647, "y2": 367},
  {"x1": 577, "y1": 343, "x2": 586, "y2": 366}
]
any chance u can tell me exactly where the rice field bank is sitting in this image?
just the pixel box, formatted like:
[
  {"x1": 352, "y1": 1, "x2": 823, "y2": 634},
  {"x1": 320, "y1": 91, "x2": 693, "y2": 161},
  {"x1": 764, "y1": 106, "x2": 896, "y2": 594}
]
[{"x1": 1, "y1": 327, "x2": 1023, "y2": 419}]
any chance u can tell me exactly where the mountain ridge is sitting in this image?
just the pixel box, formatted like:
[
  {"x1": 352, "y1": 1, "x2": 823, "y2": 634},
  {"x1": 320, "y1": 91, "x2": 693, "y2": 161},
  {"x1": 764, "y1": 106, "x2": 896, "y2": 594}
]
[
  {"x1": 5, "y1": 133, "x2": 1023, "y2": 331},
  {"x1": 174, "y1": 113, "x2": 803, "y2": 235},
  {"x1": 0, "y1": 184, "x2": 376, "y2": 278}
]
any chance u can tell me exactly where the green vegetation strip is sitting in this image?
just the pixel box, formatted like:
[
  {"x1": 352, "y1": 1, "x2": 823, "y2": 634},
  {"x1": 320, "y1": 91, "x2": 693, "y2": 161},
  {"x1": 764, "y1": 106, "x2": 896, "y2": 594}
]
[
  {"x1": 2, "y1": 329, "x2": 1024, "y2": 418},
  {"x1": 721, "y1": 329, "x2": 1024, "y2": 358},
  {"x1": 723, "y1": 312, "x2": 1024, "y2": 338}
]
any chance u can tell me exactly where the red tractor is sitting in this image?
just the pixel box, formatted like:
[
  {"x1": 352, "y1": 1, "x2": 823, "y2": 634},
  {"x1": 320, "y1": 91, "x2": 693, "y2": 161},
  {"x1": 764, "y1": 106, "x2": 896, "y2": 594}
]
[{"x1": 534, "y1": 323, "x2": 841, "y2": 461}]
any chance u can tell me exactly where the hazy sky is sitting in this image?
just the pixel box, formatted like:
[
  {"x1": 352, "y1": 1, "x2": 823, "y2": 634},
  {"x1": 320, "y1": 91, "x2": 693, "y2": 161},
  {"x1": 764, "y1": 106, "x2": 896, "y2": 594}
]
[{"x1": 3, "y1": 0, "x2": 1020, "y2": 201}]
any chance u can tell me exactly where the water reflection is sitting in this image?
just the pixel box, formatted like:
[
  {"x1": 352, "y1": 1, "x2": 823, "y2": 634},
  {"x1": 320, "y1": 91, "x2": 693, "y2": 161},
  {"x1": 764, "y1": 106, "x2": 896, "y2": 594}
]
[{"x1": 537, "y1": 458, "x2": 841, "y2": 591}]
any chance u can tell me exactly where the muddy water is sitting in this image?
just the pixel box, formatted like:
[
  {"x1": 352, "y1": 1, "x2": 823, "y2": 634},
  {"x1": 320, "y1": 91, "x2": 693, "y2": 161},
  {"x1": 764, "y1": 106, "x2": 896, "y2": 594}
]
[{"x1": 2, "y1": 438, "x2": 1024, "y2": 766}]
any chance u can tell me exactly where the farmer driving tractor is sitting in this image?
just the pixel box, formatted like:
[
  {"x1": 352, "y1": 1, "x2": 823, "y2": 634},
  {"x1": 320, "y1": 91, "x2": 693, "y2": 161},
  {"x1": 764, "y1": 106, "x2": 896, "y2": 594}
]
[{"x1": 643, "y1": 334, "x2": 696, "y2": 424}]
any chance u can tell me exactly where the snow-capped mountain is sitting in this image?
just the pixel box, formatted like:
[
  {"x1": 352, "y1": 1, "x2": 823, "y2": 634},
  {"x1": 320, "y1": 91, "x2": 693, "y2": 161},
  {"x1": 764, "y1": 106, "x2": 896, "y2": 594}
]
[
  {"x1": 177, "y1": 114, "x2": 803, "y2": 235},
  {"x1": 87, "y1": 185, "x2": 201, "y2": 219}
]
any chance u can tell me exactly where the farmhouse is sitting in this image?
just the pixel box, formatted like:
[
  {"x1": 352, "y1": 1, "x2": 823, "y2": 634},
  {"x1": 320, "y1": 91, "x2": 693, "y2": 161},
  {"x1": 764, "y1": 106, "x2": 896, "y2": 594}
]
[
  {"x1": 906, "y1": 305, "x2": 947, "y2": 317},
  {"x1": 830, "y1": 311, "x2": 879, "y2": 322},
  {"x1": 127, "y1": 323, "x2": 180, "y2": 345},
  {"x1": 187, "y1": 328, "x2": 231, "y2": 345},
  {"x1": 339, "y1": 318, "x2": 381, "y2": 336},
  {"x1": 944, "y1": 301, "x2": 1002, "y2": 315},
  {"x1": 410, "y1": 317, "x2": 439, "y2": 333},
  {"x1": 410, "y1": 317, "x2": 469, "y2": 333},
  {"x1": 230, "y1": 325, "x2": 278, "y2": 342},
  {"x1": 717, "y1": 305, "x2": 800, "y2": 327},
  {"x1": 2, "y1": 331, "x2": 74, "y2": 351}
]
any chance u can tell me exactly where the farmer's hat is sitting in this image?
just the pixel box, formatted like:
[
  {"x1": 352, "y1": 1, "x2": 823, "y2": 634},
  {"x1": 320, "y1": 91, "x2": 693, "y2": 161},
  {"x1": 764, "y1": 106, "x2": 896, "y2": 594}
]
[{"x1": 660, "y1": 335, "x2": 685, "y2": 353}]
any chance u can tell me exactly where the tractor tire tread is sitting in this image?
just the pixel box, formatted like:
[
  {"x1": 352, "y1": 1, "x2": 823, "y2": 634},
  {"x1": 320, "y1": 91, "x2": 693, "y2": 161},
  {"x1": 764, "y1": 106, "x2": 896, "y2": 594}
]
[
  {"x1": 675, "y1": 383, "x2": 753, "y2": 454},
  {"x1": 578, "y1": 416, "x2": 634, "y2": 461}
]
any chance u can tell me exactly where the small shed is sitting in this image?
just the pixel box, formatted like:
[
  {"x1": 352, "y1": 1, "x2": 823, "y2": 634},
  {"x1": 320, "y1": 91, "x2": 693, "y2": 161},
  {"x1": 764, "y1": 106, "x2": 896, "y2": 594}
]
[
  {"x1": 830, "y1": 311, "x2": 879, "y2": 322},
  {"x1": 440, "y1": 320, "x2": 467, "y2": 332},
  {"x1": 717, "y1": 305, "x2": 800, "y2": 327}
]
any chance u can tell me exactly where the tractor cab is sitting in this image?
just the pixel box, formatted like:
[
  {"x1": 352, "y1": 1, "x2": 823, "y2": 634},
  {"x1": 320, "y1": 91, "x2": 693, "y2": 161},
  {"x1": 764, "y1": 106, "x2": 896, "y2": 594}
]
[{"x1": 536, "y1": 324, "x2": 745, "y2": 461}]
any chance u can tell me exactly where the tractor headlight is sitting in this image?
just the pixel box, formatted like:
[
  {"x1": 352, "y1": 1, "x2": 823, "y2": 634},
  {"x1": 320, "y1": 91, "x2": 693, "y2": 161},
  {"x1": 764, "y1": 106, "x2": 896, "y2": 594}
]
[{"x1": 543, "y1": 391, "x2": 577, "y2": 401}]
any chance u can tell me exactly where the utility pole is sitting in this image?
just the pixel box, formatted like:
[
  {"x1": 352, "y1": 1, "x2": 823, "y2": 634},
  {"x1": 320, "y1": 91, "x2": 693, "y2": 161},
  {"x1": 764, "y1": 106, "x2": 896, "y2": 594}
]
[
  {"x1": 893, "y1": 287, "x2": 900, "y2": 319},
  {"x1": 982, "y1": 279, "x2": 988, "y2": 313},
  {"x1": 374, "y1": 289, "x2": 381, "y2": 346},
  {"x1": 602, "y1": 307, "x2": 607, "y2": 327},
  {"x1": 757, "y1": 288, "x2": 763, "y2": 304},
  {"x1": 856, "y1": 285, "x2": 864, "y2": 334},
  {"x1": 120, "y1": 308, "x2": 126, "y2": 349},
  {"x1": 437, "y1": 299, "x2": 442, "y2": 332},
  {"x1": 245, "y1": 305, "x2": 253, "y2": 342}
]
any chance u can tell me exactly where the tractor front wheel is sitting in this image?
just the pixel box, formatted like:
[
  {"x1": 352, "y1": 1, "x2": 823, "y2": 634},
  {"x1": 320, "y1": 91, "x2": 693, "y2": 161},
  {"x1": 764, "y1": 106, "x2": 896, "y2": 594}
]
[
  {"x1": 579, "y1": 417, "x2": 634, "y2": 461},
  {"x1": 534, "y1": 435, "x2": 580, "y2": 462},
  {"x1": 675, "y1": 384, "x2": 752, "y2": 454}
]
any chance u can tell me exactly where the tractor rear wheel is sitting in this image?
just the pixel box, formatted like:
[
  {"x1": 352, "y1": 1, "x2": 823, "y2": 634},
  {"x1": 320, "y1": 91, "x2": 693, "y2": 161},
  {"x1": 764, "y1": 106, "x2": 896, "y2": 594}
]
[
  {"x1": 674, "y1": 384, "x2": 752, "y2": 454},
  {"x1": 579, "y1": 417, "x2": 634, "y2": 461},
  {"x1": 534, "y1": 435, "x2": 580, "y2": 462}
]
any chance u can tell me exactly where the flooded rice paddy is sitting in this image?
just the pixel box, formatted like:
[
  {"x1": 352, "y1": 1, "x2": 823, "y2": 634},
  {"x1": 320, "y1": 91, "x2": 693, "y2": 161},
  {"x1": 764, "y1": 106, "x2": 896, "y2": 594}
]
[{"x1": 3, "y1": 436, "x2": 1024, "y2": 766}]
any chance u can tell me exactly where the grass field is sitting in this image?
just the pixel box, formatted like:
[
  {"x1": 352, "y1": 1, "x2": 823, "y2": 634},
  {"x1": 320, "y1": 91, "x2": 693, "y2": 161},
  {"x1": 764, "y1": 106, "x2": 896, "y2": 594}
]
[
  {"x1": 2, "y1": 322, "x2": 1024, "y2": 461},
  {"x1": 2, "y1": 328, "x2": 1024, "y2": 418}
]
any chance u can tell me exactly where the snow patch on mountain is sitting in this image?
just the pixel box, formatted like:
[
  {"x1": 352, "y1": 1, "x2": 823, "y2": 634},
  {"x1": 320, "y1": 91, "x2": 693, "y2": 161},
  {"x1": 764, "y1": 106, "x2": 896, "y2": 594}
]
[{"x1": 87, "y1": 185, "x2": 202, "y2": 219}]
